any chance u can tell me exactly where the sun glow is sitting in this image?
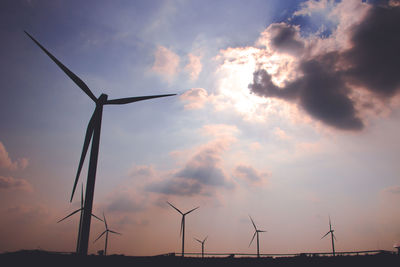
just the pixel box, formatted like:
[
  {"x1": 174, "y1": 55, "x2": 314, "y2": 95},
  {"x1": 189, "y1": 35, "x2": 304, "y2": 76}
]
[{"x1": 214, "y1": 47, "x2": 299, "y2": 123}]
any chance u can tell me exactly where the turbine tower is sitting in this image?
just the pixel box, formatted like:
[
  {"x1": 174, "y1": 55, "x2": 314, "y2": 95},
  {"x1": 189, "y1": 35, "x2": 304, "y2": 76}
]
[
  {"x1": 248, "y1": 215, "x2": 266, "y2": 258},
  {"x1": 194, "y1": 236, "x2": 208, "y2": 258},
  {"x1": 57, "y1": 184, "x2": 103, "y2": 253},
  {"x1": 94, "y1": 212, "x2": 121, "y2": 256},
  {"x1": 25, "y1": 31, "x2": 176, "y2": 255},
  {"x1": 167, "y1": 201, "x2": 199, "y2": 257},
  {"x1": 321, "y1": 216, "x2": 336, "y2": 256}
]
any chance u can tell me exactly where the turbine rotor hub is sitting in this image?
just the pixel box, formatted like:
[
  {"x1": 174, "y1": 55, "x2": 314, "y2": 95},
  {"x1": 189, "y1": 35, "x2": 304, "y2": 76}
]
[{"x1": 97, "y1": 93, "x2": 108, "y2": 105}]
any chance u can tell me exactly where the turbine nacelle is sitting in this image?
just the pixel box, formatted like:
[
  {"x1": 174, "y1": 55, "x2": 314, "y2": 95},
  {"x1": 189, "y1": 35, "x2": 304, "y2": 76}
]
[{"x1": 96, "y1": 94, "x2": 108, "y2": 105}]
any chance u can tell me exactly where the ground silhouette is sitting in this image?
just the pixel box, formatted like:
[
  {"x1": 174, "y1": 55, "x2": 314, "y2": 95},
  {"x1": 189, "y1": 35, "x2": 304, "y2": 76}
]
[{"x1": 1, "y1": 250, "x2": 399, "y2": 267}]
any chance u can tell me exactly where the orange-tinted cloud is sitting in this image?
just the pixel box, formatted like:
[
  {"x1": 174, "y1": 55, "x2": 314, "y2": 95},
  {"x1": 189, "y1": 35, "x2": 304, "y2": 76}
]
[
  {"x1": 151, "y1": 45, "x2": 180, "y2": 83},
  {"x1": 0, "y1": 141, "x2": 29, "y2": 171},
  {"x1": 180, "y1": 88, "x2": 209, "y2": 110},
  {"x1": 0, "y1": 176, "x2": 33, "y2": 192}
]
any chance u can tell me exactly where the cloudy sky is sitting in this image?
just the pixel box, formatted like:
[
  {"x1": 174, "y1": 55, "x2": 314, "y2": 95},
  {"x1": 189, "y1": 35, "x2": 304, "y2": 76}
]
[{"x1": 1, "y1": 0, "x2": 400, "y2": 256}]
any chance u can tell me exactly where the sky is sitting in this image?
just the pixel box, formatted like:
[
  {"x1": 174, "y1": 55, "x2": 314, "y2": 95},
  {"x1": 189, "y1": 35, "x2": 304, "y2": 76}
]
[{"x1": 1, "y1": 0, "x2": 400, "y2": 256}]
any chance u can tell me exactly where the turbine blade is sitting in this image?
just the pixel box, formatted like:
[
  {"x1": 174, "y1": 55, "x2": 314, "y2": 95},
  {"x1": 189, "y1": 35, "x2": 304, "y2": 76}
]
[
  {"x1": 167, "y1": 201, "x2": 183, "y2": 215},
  {"x1": 258, "y1": 230, "x2": 267, "y2": 233},
  {"x1": 103, "y1": 212, "x2": 108, "y2": 230},
  {"x1": 24, "y1": 31, "x2": 97, "y2": 102},
  {"x1": 194, "y1": 238, "x2": 202, "y2": 243},
  {"x1": 249, "y1": 215, "x2": 257, "y2": 230},
  {"x1": 204, "y1": 236, "x2": 208, "y2": 243},
  {"x1": 321, "y1": 231, "x2": 330, "y2": 239},
  {"x1": 184, "y1": 206, "x2": 199, "y2": 215},
  {"x1": 329, "y1": 216, "x2": 332, "y2": 231},
  {"x1": 70, "y1": 110, "x2": 97, "y2": 202},
  {"x1": 94, "y1": 230, "x2": 106, "y2": 243},
  {"x1": 333, "y1": 233, "x2": 337, "y2": 241},
  {"x1": 180, "y1": 217, "x2": 184, "y2": 237},
  {"x1": 249, "y1": 231, "x2": 257, "y2": 247},
  {"x1": 80, "y1": 183, "x2": 84, "y2": 208},
  {"x1": 57, "y1": 208, "x2": 82, "y2": 223},
  {"x1": 91, "y1": 213, "x2": 103, "y2": 222},
  {"x1": 105, "y1": 94, "x2": 176, "y2": 105},
  {"x1": 109, "y1": 230, "x2": 122, "y2": 235}
]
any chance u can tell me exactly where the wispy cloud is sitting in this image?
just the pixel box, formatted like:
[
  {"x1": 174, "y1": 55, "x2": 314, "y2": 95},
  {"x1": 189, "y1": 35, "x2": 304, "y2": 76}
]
[
  {"x1": 151, "y1": 45, "x2": 180, "y2": 83},
  {"x1": 184, "y1": 53, "x2": 202, "y2": 80},
  {"x1": 382, "y1": 185, "x2": 400, "y2": 195}
]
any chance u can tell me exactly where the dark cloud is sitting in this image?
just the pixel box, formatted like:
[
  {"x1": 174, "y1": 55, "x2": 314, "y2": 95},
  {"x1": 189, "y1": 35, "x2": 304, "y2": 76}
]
[
  {"x1": 233, "y1": 165, "x2": 267, "y2": 184},
  {"x1": 299, "y1": 55, "x2": 363, "y2": 130},
  {"x1": 145, "y1": 141, "x2": 234, "y2": 196},
  {"x1": 106, "y1": 194, "x2": 145, "y2": 213},
  {"x1": 269, "y1": 23, "x2": 305, "y2": 55},
  {"x1": 0, "y1": 176, "x2": 33, "y2": 192},
  {"x1": 175, "y1": 146, "x2": 233, "y2": 188},
  {"x1": 250, "y1": 53, "x2": 363, "y2": 130},
  {"x1": 249, "y1": 4, "x2": 400, "y2": 131},
  {"x1": 343, "y1": 4, "x2": 400, "y2": 97},
  {"x1": 146, "y1": 178, "x2": 204, "y2": 196}
]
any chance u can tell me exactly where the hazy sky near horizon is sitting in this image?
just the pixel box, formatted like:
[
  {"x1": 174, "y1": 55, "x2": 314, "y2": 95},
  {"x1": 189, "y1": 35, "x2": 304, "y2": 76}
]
[{"x1": 1, "y1": 0, "x2": 400, "y2": 256}]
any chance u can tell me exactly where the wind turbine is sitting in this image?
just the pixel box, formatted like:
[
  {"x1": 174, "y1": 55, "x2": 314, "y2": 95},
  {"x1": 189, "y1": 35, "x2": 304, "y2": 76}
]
[
  {"x1": 194, "y1": 236, "x2": 208, "y2": 258},
  {"x1": 167, "y1": 201, "x2": 199, "y2": 257},
  {"x1": 94, "y1": 212, "x2": 121, "y2": 256},
  {"x1": 57, "y1": 184, "x2": 103, "y2": 253},
  {"x1": 25, "y1": 31, "x2": 176, "y2": 255},
  {"x1": 321, "y1": 216, "x2": 336, "y2": 256},
  {"x1": 248, "y1": 215, "x2": 266, "y2": 258}
]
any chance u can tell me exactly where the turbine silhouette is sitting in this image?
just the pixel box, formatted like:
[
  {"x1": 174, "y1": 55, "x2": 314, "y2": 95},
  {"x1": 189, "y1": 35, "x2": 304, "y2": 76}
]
[
  {"x1": 94, "y1": 212, "x2": 121, "y2": 256},
  {"x1": 194, "y1": 236, "x2": 208, "y2": 258},
  {"x1": 167, "y1": 201, "x2": 199, "y2": 257},
  {"x1": 248, "y1": 215, "x2": 266, "y2": 258},
  {"x1": 321, "y1": 216, "x2": 337, "y2": 256},
  {"x1": 25, "y1": 31, "x2": 176, "y2": 255},
  {"x1": 57, "y1": 184, "x2": 103, "y2": 253}
]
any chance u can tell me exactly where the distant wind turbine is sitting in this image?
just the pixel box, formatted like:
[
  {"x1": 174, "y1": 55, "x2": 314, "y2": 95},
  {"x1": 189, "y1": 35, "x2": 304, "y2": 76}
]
[
  {"x1": 94, "y1": 212, "x2": 121, "y2": 256},
  {"x1": 25, "y1": 31, "x2": 176, "y2": 255},
  {"x1": 249, "y1": 215, "x2": 266, "y2": 258},
  {"x1": 57, "y1": 184, "x2": 102, "y2": 253},
  {"x1": 194, "y1": 236, "x2": 208, "y2": 258},
  {"x1": 167, "y1": 201, "x2": 199, "y2": 257},
  {"x1": 321, "y1": 216, "x2": 336, "y2": 256}
]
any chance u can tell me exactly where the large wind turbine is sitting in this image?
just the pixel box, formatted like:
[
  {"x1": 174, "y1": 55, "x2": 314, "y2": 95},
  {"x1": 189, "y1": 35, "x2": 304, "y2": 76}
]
[
  {"x1": 194, "y1": 236, "x2": 208, "y2": 258},
  {"x1": 94, "y1": 212, "x2": 121, "y2": 256},
  {"x1": 248, "y1": 215, "x2": 266, "y2": 258},
  {"x1": 167, "y1": 201, "x2": 199, "y2": 257},
  {"x1": 321, "y1": 216, "x2": 336, "y2": 256},
  {"x1": 25, "y1": 31, "x2": 176, "y2": 255},
  {"x1": 57, "y1": 184, "x2": 103, "y2": 253}
]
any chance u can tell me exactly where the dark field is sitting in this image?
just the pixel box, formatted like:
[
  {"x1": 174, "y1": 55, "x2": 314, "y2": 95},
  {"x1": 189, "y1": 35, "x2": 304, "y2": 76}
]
[{"x1": 1, "y1": 250, "x2": 399, "y2": 267}]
